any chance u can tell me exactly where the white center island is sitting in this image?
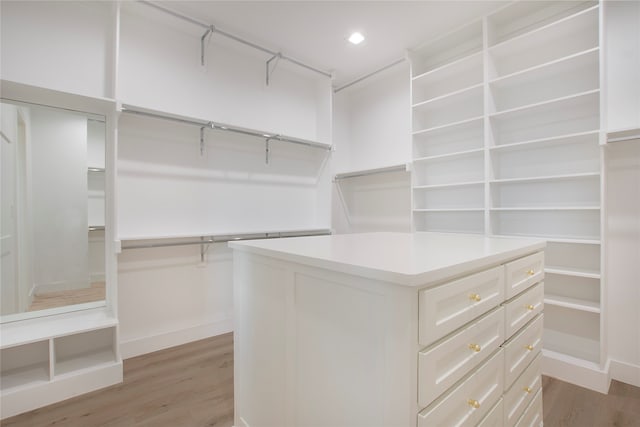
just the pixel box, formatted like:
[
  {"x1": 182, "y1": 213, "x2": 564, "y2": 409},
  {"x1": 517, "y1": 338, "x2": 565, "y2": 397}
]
[{"x1": 229, "y1": 232, "x2": 546, "y2": 427}]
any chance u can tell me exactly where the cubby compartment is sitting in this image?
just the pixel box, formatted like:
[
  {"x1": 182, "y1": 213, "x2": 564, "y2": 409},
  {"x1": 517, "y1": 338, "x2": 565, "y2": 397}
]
[
  {"x1": 413, "y1": 152, "x2": 484, "y2": 187},
  {"x1": 487, "y1": 1, "x2": 597, "y2": 47},
  {"x1": 490, "y1": 133, "x2": 600, "y2": 180},
  {"x1": 54, "y1": 328, "x2": 117, "y2": 377},
  {"x1": 1, "y1": 341, "x2": 50, "y2": 392},
  {"x1": 544, "y1": 273, "x2": 600, "y2": 313},
  {"x1": 413, "y1": 118, "x2": 483, "y2": 158},
  {"x1": 543, "y1": 304, "x2": 600, "y2": 363},
  {"x1": 413, "y1": 85, "x2": 483, "y2": 132},
  {"x1": 545, "y1": 241, "x2": 600, "y2": 276},
  {"x1": 412, "y1": 52, "x2": 483, "y2": 104},
  {"x1": 410, "y1": 20, "x2": 483, "y2": 77},
  {"x1": 414, "y1": 210, "x2": 484, "y2": 234},
  {"x1": 489, "y1": 90, "x2": 599, "y2": 146},
  {"x1": 490, "y1": 175, "x2": 600, "y2": 209},
  {"x1": 489, "y1": 48, "x2": 599, "y2": 113},
  {"x1": 488, "y1": 6, "x2": 599, "y2": 78},
  {"x1": 413, "y1": 184, "x2": 484, "y2": 210},
  {"x1": 491, "y1": 209, "x2": 600, "y2": 240}
]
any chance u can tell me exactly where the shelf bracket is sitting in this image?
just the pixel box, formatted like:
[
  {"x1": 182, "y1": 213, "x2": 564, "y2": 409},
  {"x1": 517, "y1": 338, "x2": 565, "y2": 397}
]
[
  {"x1": 200, "y1": 25, "x2": 215, "y2": 66},
  {"x1": 266, "y1": 53, "x2": 281, "y2": 86},
  {"x1": 265, "y1": 138, "x2": 271, "y2": 164},
  {"x1": 200, "y1": 236, "x2": 208, "y2": 263},
  {"x1": 199, "y1": 126, "x2": 205, "y2": 156}
]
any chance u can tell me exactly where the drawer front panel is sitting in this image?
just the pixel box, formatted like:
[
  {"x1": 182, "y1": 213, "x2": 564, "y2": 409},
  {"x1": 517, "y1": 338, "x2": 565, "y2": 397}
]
[
  {"x1": 504, "y1": 353, "x2": 542, "y2": 427},
  {"x1": 419, "y1": 307, "x2": 505, "y2": 407},
  {"x1": 419, "y1": 266, "x2": 504, "y2": 346},
  {"x1": 505, "y1": 252, "x2": 544, "y2": 299},
  {"x1": 503, "y1": 314, "x2": 543, "y2": 389},
  {"x1": 504, "y1": 282, "x2": 544, "y2": 338},
  {"x1": 476, "y1": 398, "x2": 503, "y2": 427},
  {"x1": 515, "y1": 388, "x2": 543, "y2": 427},
  {"x1": 418, "y1": 349, "x2": 504, "y2": 427}
]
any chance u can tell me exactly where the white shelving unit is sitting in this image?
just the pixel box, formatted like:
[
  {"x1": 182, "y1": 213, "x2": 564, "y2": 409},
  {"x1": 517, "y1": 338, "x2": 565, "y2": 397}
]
[{"x1": 409, "y1": 0, "x2": 605, "y2": 389}]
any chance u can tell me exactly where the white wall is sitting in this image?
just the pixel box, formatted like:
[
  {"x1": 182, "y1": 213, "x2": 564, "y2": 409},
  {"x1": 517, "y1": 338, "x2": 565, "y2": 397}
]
[
  {"x1": 30, "y1": 108, "x2": 90, "y2": 292},
  {"x1": 0, "y1": 1, "x2": 113, "y2": 99},
  {"x1": 605, "y1": 1, "x2": 640, "y2": 131},
  {"x1": 605, "y1": 141, "x2": 640, "y2": 387},
  {"x1": 332, "y1": 64, "x2": 412, "y2": 234}
]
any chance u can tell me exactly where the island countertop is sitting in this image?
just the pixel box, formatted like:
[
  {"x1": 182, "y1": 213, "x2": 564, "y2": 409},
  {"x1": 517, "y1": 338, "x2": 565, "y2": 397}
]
[{"x1": 228, "y1": 232, "x2": 545, "y2": 287}]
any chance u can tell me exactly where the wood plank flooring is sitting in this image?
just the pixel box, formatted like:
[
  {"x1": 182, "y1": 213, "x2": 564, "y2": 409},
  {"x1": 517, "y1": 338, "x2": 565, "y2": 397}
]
[{"x1": 2, "y1": 332, "x2": 639, "y2": 426}]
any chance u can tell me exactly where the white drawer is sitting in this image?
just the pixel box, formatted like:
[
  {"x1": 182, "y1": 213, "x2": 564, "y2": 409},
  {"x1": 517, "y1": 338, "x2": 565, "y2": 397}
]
[
  {"x1": 419, "y1": 307, "x2": 505, "y2": 408},
  {"x1": 505, "y1": 252, "x2": 544, "y2": 299},
  {"x1": 502, "y1": 314, "x2": 543, "y2": 389},
  {"x1": 419, "y1": 266, "x2": 505, "y2": 346},
  {"x1": 515, "y1": 387, "x2": 543, "y2": 427},
  {"x1": 476, "y1": 398, "x2": 503, "y2": 427},
  {"x1": 417, "y1": 349, "x2": 504, "y2": 427},
  {"x1": 504, "y1": 282, "x2": 544, "y2": 339},
  {"x1": 504, "y1": 353, "x2": 542, "y2": 427}
]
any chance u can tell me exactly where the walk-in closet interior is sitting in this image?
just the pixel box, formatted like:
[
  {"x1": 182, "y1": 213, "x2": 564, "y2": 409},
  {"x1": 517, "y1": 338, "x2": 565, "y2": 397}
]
[{"x1": 1, "y1": 1, "x2": 638, "y2": 425}]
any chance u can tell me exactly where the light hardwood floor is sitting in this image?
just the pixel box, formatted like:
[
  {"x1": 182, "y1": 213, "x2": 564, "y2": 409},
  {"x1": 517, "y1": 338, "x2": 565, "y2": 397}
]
[{"x1": 2, "y1": 332, "x2": 639, "y2": 427}]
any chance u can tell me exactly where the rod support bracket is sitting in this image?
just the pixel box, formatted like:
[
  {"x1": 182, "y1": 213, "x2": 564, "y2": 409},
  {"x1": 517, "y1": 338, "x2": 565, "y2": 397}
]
[
  {"x1": 266, "y1": 53, "x2": 282, "y2": 86},
  {"x1": 201, "y1": 25, "x2": 215, "y2": 66},
  {"x1": 265, "y1": 138, "x2": 271, "y2": 164},
  {"x1": 199, "y1": 126, "x2": 206, "y2": 156}
]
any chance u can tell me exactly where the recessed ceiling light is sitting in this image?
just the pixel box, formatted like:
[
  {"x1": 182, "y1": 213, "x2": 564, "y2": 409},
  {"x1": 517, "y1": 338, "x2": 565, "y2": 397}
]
[{"x1": 348, "y1": 32, "x2": 365, "y2": 45}]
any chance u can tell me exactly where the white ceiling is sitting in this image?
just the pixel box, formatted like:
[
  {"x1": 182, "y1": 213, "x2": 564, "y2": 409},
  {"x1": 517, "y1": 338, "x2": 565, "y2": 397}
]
[{"x1": 160, "y1": 1, "x2": 504, "y2": 87}]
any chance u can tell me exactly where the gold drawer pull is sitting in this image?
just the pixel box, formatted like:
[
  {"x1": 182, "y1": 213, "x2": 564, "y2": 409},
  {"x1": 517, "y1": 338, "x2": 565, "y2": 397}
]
[
  {"x1": 468, "y1": 343, "x2": 481, "y2": 352},
  {"x1": 525, "y1": 344, "x2": 534, "y2": 351},
  {"x1": 526, "y1": 269, "x2": 535, "y2": 276},
  {"x1": 524, "y1": 386, "x2": 533, "y2": 394},
  {"x1": 469, "y1": 293, "x2": 482, "y2": 302},
  {"x1": 526, "y1": 304, "x2": 535, "y2": 311},
  {"x1": 467, "y1": 399, "x2": 481, "y2": 409}
]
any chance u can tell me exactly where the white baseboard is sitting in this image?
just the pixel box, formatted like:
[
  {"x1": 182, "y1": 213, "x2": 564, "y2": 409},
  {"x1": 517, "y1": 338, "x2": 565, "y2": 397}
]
[
  {"x1": 542, "y1": 349, "x2": 611, "y2": 393},
  {"x1": 120, "y1": 317, "x2": 234, "y2": 360},
  {"x1": 609, "y1": 359, "x2": 640, "y2": 388}
]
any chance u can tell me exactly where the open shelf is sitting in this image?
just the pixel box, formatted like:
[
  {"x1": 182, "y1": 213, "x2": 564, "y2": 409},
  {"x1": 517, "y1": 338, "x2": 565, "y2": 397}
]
[
  {"x1": 413, "y1": 85, "x2": 483, "y2": 132},
  {"x1": 414, "y1": 210, "x2": 484, "y2": 234},
  {"x1": 1, "y1": 341, "x2": 50, "y2": 392},
  {"x1": 413, "y1": 151, "x2": 484, "y2": 187},
  {"x1": 544, "y1": 295, "x2": 600, "y2": 314},
  {"x1": 414, "y1": 148, "x2": 484, "y2": 163},
  {"x1": 545, "y1": 272, "x2": 600, "y2": 309},
  {"x1": 490, "y1": 207, "x2": 599, "y2": 211},
  {"x1": 413, "y1": 181, "x2": 484, "y2": 190},
  {"x1": 410, "y1": 20, "x2": 483, "y2": 77},
  {"x1": 489, "y1": 5, "x2": 599, "y2": 78},
  {"x1": 413, "y1": 208, "x2": 484, "y2": 213},
  {"x1": 54, "y1": 328, "x2": 117, "y2": 377},
  {"x1": 490, "y1": 175, "x2": 600, "y2": 209},
  {"x1": 546, "y1": 241, "x2": 601, "y2": 275},
  {"x1": 490, "y1": 48, "x2": 599, "y2": 113},
  {"x1": 491, "y1": 209, "x2": 600, "y2": 240},
  {"x1": 545, "y1": 267, "x2": 600, "y2": 280},
  {"x1": 412, "y1": 52, "x2": 483, "y2": 104},
  {"x1": 413, "y1": 182, "x2": 484, "y2": 210},
  {"x1": 543, "y1": 304, "x2": 600, "y2": 364},
  {"x1": 489, "y1": 130, "x2": 599, "y2": 151},
  {"x1": 490, "y1": 172, "x2": 600, "y2": 184},
  {"x1": 413, "y1": 117, "x2": 483, "y2": 158}
]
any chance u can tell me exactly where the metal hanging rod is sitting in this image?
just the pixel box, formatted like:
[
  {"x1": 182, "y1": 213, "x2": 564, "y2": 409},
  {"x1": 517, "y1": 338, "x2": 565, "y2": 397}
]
[
  {"x1": 138, "y1": 1, "x2": 332, "y2": 79},
  {"x1": 120, "y1": 105, "x2": 332, "y2": 151},
  {"x1": 334, "y1": 58, "x2": 406, "y2": 93},
  {"x1": 334, "y1": 164, "x2": 409, "y2": 180},
  {"x1": 89, "y1": 226, "x2": 105, "y2": 232},
  {"x1": 121, "y1": 229, "x2": 332, "y2": 250}
]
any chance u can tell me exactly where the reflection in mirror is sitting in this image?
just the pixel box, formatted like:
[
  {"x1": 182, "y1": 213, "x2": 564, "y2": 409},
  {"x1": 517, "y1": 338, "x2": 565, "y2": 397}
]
[{"x1": 1, "y1": 100, "x2": 106, "y2": 322}]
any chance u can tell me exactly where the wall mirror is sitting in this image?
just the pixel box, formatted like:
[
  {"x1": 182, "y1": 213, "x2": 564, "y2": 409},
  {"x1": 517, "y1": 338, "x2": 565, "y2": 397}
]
[{"x1": 1, "y1": 99, "x2": 106, "y2": 323}]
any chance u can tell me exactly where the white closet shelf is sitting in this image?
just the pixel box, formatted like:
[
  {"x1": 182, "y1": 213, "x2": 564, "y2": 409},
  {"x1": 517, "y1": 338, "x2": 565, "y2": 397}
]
[
  {"x1": 413, "y1": 208, "x2": 484, "y2": 213},
  {"x1": 1, "y1": 365, "x2": 50, "y2": 392},
  {"x1": 0, "y1": 310, "x2": 117, "y2": 350},
  {"x1": 412, "y1": 51, "x2": 483, "y2": 83},
  {"x1": 334, "y1": 164, "x2": 410, "y2": 180},
  {"x1": 55, "y1": 349, "x2": 117, "y2": 378},
  {"x1": 489, "y1": 5, "x2": 599, "y2": 58},
  {"x1": 489, "y1": 47, "x2": 599, "y2": 88},
  {"x1": 489, "y1": 89, "x2": 600, "y2": 120},
  {"x1": 489, "y1": 130, "x2": 599, "y2": 152},
  {"x1": 490, "y1": 172, "x2": 600, "y2": 184},
  {"x1": 541, "y1": 348, "x2": 602, "y2": 372},
  {"x1": 490, "y1": 207, "x2": 600, "y2": 211},
  {"x1": 545, "y1": 267, "x2": 600, "y2": 279},
  {"x1": 120, "y1": 104, "x2": 332, "y2": 151},
  {"x1": 413, "y1": 181, "x2": 484, "y2": 190},
  {"x1": 488, "y1": 235, "x2": 600, "y2": 246},
  {"x1": 544, "y1": 295, "x2": 600, "y2": 314},
  {"x1": 607, "y1": 128, "x2": 640, "y2": 144},
  {"x1": 411, "y1": 83, "x2": 483, "y2": 109},
  {"x1": 413, "y1": 148, "x2": 484, "y2": 163},
  {"x1": 413, "y1": 116, "x2": 484, "y2": 136}
]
